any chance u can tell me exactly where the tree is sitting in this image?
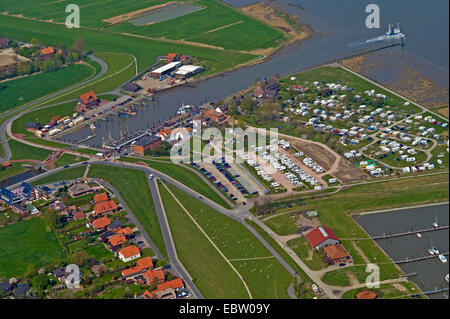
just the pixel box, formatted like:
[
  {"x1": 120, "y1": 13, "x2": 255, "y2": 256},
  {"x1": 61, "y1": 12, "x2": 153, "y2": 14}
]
[
  {"x1": 70, "y1": 250, "x2": 90, "y2": 268},
  {"x1": 31, "y1": 273, "x2": 50, "y2": 293},
  {"x1": 72, "y1": 38, "x2": 85, "y2": 57}
]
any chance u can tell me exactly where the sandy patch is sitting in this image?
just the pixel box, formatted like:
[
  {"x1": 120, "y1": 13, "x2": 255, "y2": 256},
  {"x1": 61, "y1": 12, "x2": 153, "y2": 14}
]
[
  {"x1": 0, "y1": 48, "x2": 29, "y2": 66},
  {"x1": 103, "y1": 1, "x2": 179, "y2": 25},
  {"x1": 241, "y1": 2, "x2": 312, "y2": 45},
  {"x1": 437, "y1": 106, "x2": 449, "y2": 118}
]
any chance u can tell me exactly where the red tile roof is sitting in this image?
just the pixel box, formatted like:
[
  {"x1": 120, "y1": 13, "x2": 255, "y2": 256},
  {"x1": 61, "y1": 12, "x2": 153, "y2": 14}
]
[
  {"x1": 323, "y1": 244, "x2": 350, "y2": 260},
  {"x1": 119, "y1": 245, "x2": 140, "y2": 259},
  {"x1": 41, "y1": 47, "x2": 54, "y2": 55},
  {"x1": 94, "y1": 200, "x2": 117, "y2": 214},
  {"x1": 94, "y1": 193, "x2": 109, "y2": 203},
  {"x1": 157, "y1": 278, "x2": 184, "y2": 291},
  {"x1": 356, "y1": 290, "x2": 377, "y2": 299},
  {"x1": 91, "y1": 216, "x2": 111, "y2": 229},
  {"x1": 116, "y1": 227, "x2": 133, "y2": 236},
  {"x1": 305, "y1": 226, "x2": 339, "y2": 248},
  {"x1": 108, "y1": 234, "x2": 126, "y2": 247},
  {"x1": 79, "y1": 91, "x2": 98, "y2": 105},
  {"x1": 144, "y1": 269, "x2": 165, "y2": 284},
  {"x1": 121, "y1": 256, "x2": 153, "y2": 277},
  {"x1": 72, "y1": 211, "x2": 85, "y2": 220}
]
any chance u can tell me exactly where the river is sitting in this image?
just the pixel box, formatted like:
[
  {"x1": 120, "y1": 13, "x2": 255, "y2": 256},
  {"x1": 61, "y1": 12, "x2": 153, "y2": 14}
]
[
  {"x1": 356, "y1": 203, "x2": 449, "y2": 299},
  {"x1": 58, "y1": 0, "x2": 449, "y2": 148}
]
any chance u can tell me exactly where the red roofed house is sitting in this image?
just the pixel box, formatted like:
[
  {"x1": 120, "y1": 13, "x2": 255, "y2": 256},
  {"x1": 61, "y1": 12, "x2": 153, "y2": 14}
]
[
  {"x1": 166, "y1": 53, "x2": 180, "y2": 63},
  {"x1": 94, "y1": 193, "x2": 109, "y2": 203},
  {"x1": 121, "y1": 256, "x2": 153, "y2": 281},
  {"x1": 305, "y1": 226, "x2": 339, "y2": 249},
  {"x1": 118, "y1": 245, "x2": 141, "y2": 262},
  {"x1": 144, "y1": 269, "x2": 165, "y2": 285},
  {"x1": 143, "y1": 278, "x2": 184, "y2": 299},
  {"x1": 41, "y1": 46, "x2": 55, "y2": 55},
  {"x1": 91, "y1": 216, "x2": 111, "y2": 230},
  {"x1": 356, "y1": 290, "x2": 377, "y2": 299},
  {"x1": 94, "y1": 200, "x2": 118, "y2": 215},
  {"x1": 156, "y1": 128, "x2": 172, "y2": 141},
  {"x1": 72, "y1": 211, "x2": 86, "y2": 221},
  {"x1": 77, "y1": 91, "x2": 100, "y2": 112},
  {"x1": 116, "y1": 227, "x2": 134, "y2": 238},
  {"x1": 108, "y1": 234, "x2": 126, "y2": 249},
  {"x1": 323, "y1": 244, "x2": 351, "y2": 265},
  {"x1": 157, "y1": 278, "x2": 184, "y2": 291},
  {"x1": 203, "y1": 109, "x2": 229, "y2": 124}
]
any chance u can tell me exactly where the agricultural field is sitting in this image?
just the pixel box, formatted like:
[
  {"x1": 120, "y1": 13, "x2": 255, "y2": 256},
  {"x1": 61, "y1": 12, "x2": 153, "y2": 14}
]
[
  {"x1": 0, "y1": 216, "x2": 66, "y2": 277},
  {"x1": 109, "y1": 0, "x2": 285, "y2": 51},
  {"x1": 159, "y1": 181, "x2": 294, "y2": 298},
  {"x1": 0, "y1": 63, "x2": 94, "y2": 114},
  {"x1": 0, "y1": 13, "x2": 256, "y2": 77}
]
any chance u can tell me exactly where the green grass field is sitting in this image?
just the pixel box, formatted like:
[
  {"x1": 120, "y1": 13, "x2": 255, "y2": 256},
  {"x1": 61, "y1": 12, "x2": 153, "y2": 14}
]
[
  {"x1": 87, "y1": 164, "x2": 167, "y2": 258},
  {"x1": 0, "y1": 14, "x2": 255, "y2": 77},
  {"x1": 0, "y1": 162, "x2": 30, "y2": 182},
  {"x1": 109, "y1": 0, "x2": 284, "y2": 51},
  {"x1": 9, "y1": 139, "x2": 52, "y2": 161},
  {"x1": 30, "y1": 165, "x2": 87, "y2": 185},
  {"x1": 0, "y1": 64, "x2": 94, "y2": 114},
  {"x1": 287, "y1": 237, "x2": 327, "y2": 271},
  {"x1": 54, "y1": 154, "x2": 88, "y2": 168},
  {"x1": 119, "y1": 157, "x2": 232, "y2": 209},
  {"x1": 160, "y1": 182, "x2": 294, "y2": 298},
  {"x1": 0, "y1": 216, "x2": 66, "y2": 277}
]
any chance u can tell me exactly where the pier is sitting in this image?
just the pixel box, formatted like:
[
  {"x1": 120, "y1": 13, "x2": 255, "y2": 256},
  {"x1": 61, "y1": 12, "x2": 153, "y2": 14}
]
[
  {"x1": 372, "y1": 225, "x2": 449, "y2": 240},
  {"x1": 105, "y1": 131, "x2": 152, "y2": 150},
  {"x1": 395, "y1": 252, "x2": 449, "y2": 265}
]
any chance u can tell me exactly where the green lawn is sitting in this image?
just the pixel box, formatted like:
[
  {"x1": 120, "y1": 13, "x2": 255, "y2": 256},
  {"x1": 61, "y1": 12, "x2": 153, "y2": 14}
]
[
  {"x1": 120, "y1": 157, "x2": 232, "y2": 209},
  {"x1": 0, "y1": 162, "x2": 30, "y2": 182},
  {"x1": 54, "y1": 154, "x2": 88, "y2": 168},
  {"x1": 9, "y1": 139, "x2": 52, "y2": 161},
  {"x1": 30, "y1": 165, "x2": 87, "y2": 185},
  {"x1": 160, "y1": 182, "x2": 294, "y2": 298},
  {"x1": 287, "y1": 237, "x2": 327, "y2": 271},
  {"x1": 0, "y1": 64, "x2": 94, "y2": 114},
  {"x1": 0, "y1": 216, "x2": 66, "y2": 277},
  {"x1": 87, "y1": 164, "x2": 167, "y2": 258}
]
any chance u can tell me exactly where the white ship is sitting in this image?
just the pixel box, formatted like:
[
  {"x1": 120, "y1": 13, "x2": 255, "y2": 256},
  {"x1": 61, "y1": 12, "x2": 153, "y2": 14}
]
[
  {"x1": 439, "y1": 254, "x2": 447, "y2": 263},
  {"x1": 366, "y1": 23, "x2": 405, "y2": 43}
]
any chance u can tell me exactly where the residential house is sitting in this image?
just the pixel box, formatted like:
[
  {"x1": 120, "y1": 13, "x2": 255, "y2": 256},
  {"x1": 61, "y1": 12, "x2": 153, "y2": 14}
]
[
  {"x1": 72, "y1": 211, "x2": 86, "y2": 221},
  {"x1": 118, "y1": 245, "x2": 141, "y2": 262},
  {"x1": 144, "y1": 278, "x2": 184, "y2": 299},
  {"x1": 77, "y1": 91, "x2": 100, "y2": 112},
  {"x1": 107, "y1": 220, "x2": 123, "y2": 232},
  {"x1": 156, "y1": 128, "x2": 172, "y2": 141},
  {"x1": 170, "y1": 127, "x2": 192, "y2": 142},
  {"x1": 203, "y1": 109, "x2": 229, "y2": 124},
  {"x1": 305, "y1": 226, "x2": 340, "y2": 249},
  {"x1": 94, "y1": 199, "x2": 118, "y2": 215},
  {"x1": 144, "y1": 269, "x2": 165, "y2": 285},
  {"x1": 121, "y1": 256, "x2": 153, "y2": 281},
  {"x1": 116, "y1": 227, "x2": 134, "y2": 238},
  {"x1": 253, "y1": 78, "x2": 281, "y2": 99},
  {"x1": 40, "y1": 46, "x2": 55, "y2": 55},
  {"x1": 13, "y1": 283, "x2": 30, "y2": 299},
  {"x1": 90, "y1": 216, "x2": 111, "y2": 230},
  {"x1": 0, "y1": 281, "x2": 12, "y2": 295},
  {"x1": 108, "y1": 234, "x2": 126, "y2": 249},
  {"x1": 323, "y1": 244, "x2": 351, "y2": 264}
]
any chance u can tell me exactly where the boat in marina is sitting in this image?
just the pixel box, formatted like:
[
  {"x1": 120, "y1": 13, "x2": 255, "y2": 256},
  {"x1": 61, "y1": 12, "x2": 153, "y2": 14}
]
[
  {"x1": 90, "y1": 123, "x2": 96, "y2": 130},
  {"x1": 428, "y1": 248, "x2": 436, "y2": 256},
  {"x1": 446, "y1": 274, "x2": 449, "y2": 283},
  {"x1": 416, "y1": 233, "x2": 422, "y2": 238},
  {"x1": 439, "y1": 254, "x2": 447, "y2": 263},
  {"x1": 432, "y1": 247, "x2": 440, "y2": 255},
  {"x1": 177, "y1": 104, "x2": 193, "y2": 115}
]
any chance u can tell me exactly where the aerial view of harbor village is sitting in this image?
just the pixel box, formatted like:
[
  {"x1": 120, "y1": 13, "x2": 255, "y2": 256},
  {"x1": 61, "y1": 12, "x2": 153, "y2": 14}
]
[{"x1": 0, "y1": 0, "x2": 448, "y2": 306}]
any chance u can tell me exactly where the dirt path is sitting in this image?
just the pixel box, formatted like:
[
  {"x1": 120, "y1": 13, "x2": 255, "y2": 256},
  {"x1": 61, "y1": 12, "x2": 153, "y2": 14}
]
[
  {"x1": 351, "y1": 241, "x2": 371, "y2": 264},
  {"x1": 206, "y1": 20, "x2": 244, "y2": 33}
]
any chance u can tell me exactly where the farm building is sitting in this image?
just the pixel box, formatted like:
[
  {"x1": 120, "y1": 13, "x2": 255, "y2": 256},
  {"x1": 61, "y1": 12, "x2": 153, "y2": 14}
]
[
  {"x1": 133, "y1": 136, "x2": 163, "y2": 155},
  {"x1": 77, "y1": 91, "x2": 100, "y2": 112},
  {"x1": 166, "y1": 53, "x2": 180, "y2": 63},
  {"x1": 174, "y1": 65, "x2": 204, "y2": 79},
  {"x1": 150, "y1": 62, "x2": 180, "y2": 78},
  {"x1": 305, "y1": 226, "x2": 340, "y2": 249},
  {"x1": 123, "y1": 82, "x2": 142, "y2": 93}
]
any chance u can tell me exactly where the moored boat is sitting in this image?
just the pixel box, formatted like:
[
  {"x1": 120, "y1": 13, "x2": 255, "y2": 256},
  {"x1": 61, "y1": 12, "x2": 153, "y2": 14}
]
[{"x1": 439, "y1": 254, "x2": 447, "y2": 263}]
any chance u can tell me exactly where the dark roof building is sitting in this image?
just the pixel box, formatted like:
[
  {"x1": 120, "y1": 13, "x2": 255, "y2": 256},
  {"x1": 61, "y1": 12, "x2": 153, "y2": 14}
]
[
  {"x1": 13, "y1": 283, "x2": 30, "y2": 299},
  {"x1": 133, "y1": 136, "x2": 163, "y2": 156},
  {"x1": 123, "y1": 82, "x2": 142, "y2": 93},
  {"x1": 0, "y1": 281, "x2": 12, "y2": 294}
]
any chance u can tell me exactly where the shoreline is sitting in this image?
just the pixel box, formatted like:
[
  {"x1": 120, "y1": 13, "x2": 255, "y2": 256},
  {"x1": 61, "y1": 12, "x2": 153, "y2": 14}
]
[{"x1": 351, "y1": 201, "x2": 449, "y2": 217}]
